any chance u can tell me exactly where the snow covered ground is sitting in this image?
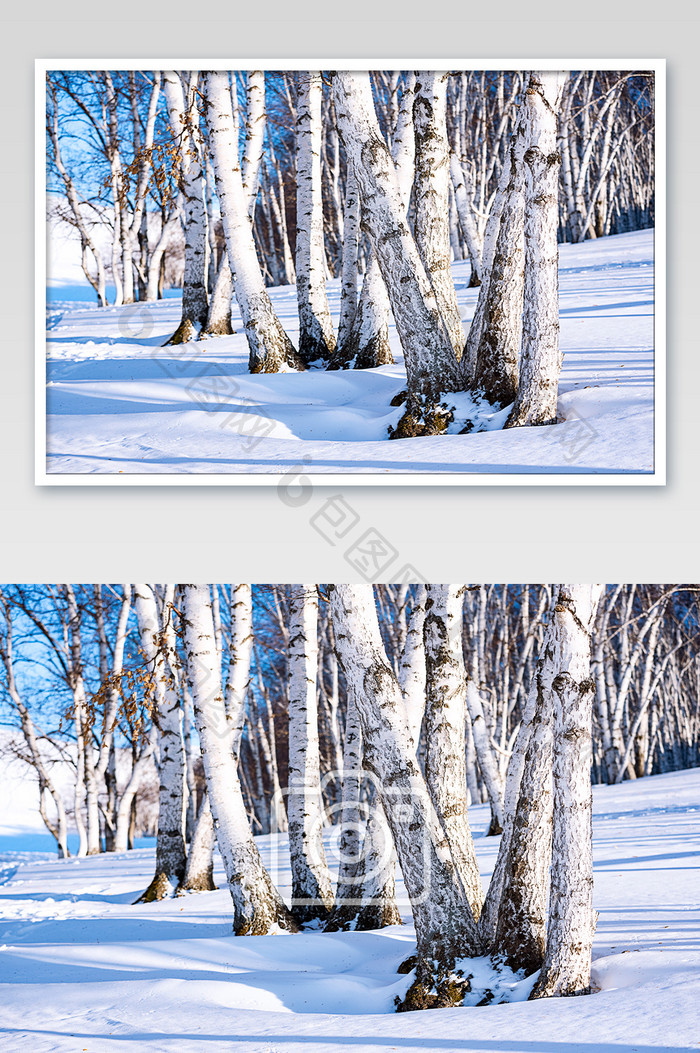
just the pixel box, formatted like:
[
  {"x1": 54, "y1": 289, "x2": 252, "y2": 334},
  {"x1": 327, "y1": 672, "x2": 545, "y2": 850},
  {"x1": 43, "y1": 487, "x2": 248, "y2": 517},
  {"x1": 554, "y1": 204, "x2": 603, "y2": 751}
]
[
  {"x1": 42, "y1": 230, "x2": 658, "y2": 480},
  {"x1": 0, "y1": 766, "x2": 697, "y2": 1052}
]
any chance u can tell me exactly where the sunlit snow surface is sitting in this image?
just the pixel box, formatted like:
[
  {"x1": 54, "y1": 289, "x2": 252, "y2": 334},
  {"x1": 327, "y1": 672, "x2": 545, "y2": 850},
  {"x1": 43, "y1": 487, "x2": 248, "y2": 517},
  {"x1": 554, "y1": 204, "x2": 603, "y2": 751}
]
[
  {"x1": 44, "y1": 230, "x2": 656, "y2": 476},
  {"x1": 1, "y1": 767, "x2": 698, "y2": 1051}
]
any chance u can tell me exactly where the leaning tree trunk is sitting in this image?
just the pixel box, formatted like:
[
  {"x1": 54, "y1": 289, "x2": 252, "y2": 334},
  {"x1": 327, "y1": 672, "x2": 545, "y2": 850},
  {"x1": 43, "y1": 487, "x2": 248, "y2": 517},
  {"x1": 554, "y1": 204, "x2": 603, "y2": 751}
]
[
  {"x1": 332, "y1": 72, "x2": 461, "y2": 403},
  {"x1": 162, "y1": 72, "x2": 209, "y2": 343},
  {"x1": 180, "y1": 583, "x2": 298, "y2": 935},
  {"x1": 287, "y1": 584, "x2": 334, "y2": 924},
  {"x1": 423, "y1": 585, "x2": 484, "y2": 920},
  {"x1": 295, "y1": 72, "x2": 336, "y2": 363},
  {"x1": 506, "y1": 72, "x2": 568, "y2": 429},
  {"x1": 531, "y1": 583, "x2": 604, "y2": 998},
  {"x1": 413, "y1": 73, "x2": 465, "y2": 359},
  {"x1": 201, "y1": 71, "x2": 304, "y2": 373},
  {"x1": 330, "y1": 584, "x2": 481, "y2": 1010},
  {"x1": 133, "y1": 583, "x2": 187, "y2": 900}
]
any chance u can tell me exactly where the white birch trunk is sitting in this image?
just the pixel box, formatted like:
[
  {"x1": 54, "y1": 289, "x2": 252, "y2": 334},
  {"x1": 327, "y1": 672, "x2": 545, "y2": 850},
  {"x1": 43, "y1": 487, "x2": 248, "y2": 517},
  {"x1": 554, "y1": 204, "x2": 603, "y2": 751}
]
[
  {"x1": 531, "y1": 584, "x2": 605, "y2": 998},
  {"x1": 337, "y1": 170, "x2": 360, "y2": 348},
  {"x1": 287, "y1": 585, "x2": 334, "y2": 922},
  {"x1": 506, "y1": 73, "x2": 568, "y2": 428},
  {"x1": 324, "y1": 688, "x2": 366, "y2": 931},
  {"x1": 332, "y1": 72, "x2": 461, "y2": 401},
  {"x1": 133, "y1": 583, "x2": 187, "y2": 899},
  {"x1": 423, "y1": 585, "x2": 484, "y2": 920},
  {"x1": 203, "y1": 254, "x2": 234, "y2": 336},
  {"x1": 64, "y1": 586, "x2": 101, "y2": 856},
  {"x1": 179, "y1": 794, "x2": 217, "y2": 892},
  {"x1": 465, "y1": 680, "x2": 505, "y2": 835},
  {"x1": 224, "y1": 584, "x2": 254, "y2": 764},
  {"x1": 449, "y1": 152, "x2": 484, "y2": 285},
  {"x1": 330, "y1": 585, "x2": 480, "y2": 1007},
  {"x1": 201, "y1": 72, "x2": 304, "y2": 373},
  {"x1": 413, "y1": 73, "x2": 465, "y2": 358},
  {"x1": 295, "y1": 72, "x2": 336, "y2": 362},
  {"x1": 180, "y1": 584, "x2": 298, "y2": 934},
  {"x1": 162, "y1": 72, "x2": 209, "y2": 343}
]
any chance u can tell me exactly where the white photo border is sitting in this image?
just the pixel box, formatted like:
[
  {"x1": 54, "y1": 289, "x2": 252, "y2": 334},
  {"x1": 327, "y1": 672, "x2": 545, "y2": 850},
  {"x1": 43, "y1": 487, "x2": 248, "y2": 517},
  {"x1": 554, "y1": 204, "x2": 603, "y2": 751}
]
[{"x1": 35, "y1": 58, "x2": 666, "y2": 487}]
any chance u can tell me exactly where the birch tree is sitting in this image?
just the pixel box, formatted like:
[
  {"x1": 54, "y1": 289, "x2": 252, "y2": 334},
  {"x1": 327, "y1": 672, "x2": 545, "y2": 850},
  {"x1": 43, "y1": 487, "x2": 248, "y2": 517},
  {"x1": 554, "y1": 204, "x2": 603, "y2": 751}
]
[
  {"x1": 332, "y1": 72, "x2": 462, "y2": 408},
  {"x1": 201, "y1": 71, "x2": 304, "y2": 373},
  {"x1": 162, "y1": 72, "x2": 209, "y2": 343},
  {"x1": 133, "y1": 583, "x2": 187, "y2": 900},
  {"x1": 330, "y1": 584, "x2": 481, "y2": 1009},
  {"x1": 287, "y1": 584, "x2": 334, "y2": 923},
  {"x1": 506, "y1": 72, "x2": 568, "y2": 428},
  {"x1": 295, "y1": 73, "x2": 336, "y2": 363},
  {"x1": 413, "y1": 73, "x2": 465, "y2": 359},
  {"x1": 531, "y1": 584, "x2": 604, "y2": 997},
  {"x1": 180, "y1": 583, "x2": 298, "y2": 934}
]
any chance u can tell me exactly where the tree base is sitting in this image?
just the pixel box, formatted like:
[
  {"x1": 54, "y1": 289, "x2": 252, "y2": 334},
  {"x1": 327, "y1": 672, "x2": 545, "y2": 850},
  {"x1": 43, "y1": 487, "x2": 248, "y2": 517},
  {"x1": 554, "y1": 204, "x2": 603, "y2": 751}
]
[
  {"x1": 388, "y1": 393, "x2": 455, "y2": 439},
  {"x1": 134, "y1": 870, "x2": 180, "y2": 903},
  {"x1": 201, "y1": 316, "x2": 234, "y2": 337},
  {"x1": 176, "y1": 867, "x2": 217, "y2": 894},
  {"x1": 395, "y1": 956, "x2": 471, "y2": 1012},
  {"x1": 324, "y1": 899, "x2": 403, "y2": 932},
  {"x1": 164, "y1": 318, "x2": 200, "y2": 345}
]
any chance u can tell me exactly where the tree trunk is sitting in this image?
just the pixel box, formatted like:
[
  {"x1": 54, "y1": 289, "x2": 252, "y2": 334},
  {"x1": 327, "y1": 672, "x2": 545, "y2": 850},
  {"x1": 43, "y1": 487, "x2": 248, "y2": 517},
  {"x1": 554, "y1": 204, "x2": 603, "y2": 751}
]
[
  {"x1": 178, "y1": 795, "x2": 217, "y2": 892},
  {"x1": 423, "y1": 585, "x2": 484, "y2": 920},
  {"x1": 201, "y1": 71, "x2": 304, "y2": 373},
  {"x1": 133, "y1": 583, "x2": 187, "y2": 900},
  {"x1": 295, "y1": 72, "x2": 337, "y2": 363},
  {"x1": 162, "y1": 72, "x2": 209, "y2": 343},
  {"x1": 203, "y1": 255, "x2": 234, "y2": 336},
  {"x1": 332, "y1": 72, "x2": 461, "y2": 402},
  {"x1": 413, "y1": 73, "x2": 465, "y2": 358},
  {"x1": 531, "y1": 584, "x2": 604, "y2": 998},
  {"x1": 330, "y1": 584, "x2": 480, "y2": 1009},
  {"x1": 337, "y1": 170, "x2": 360, "y2": 348},
  {"x1": 180, "y1": 583, "x2": 298, "y2": 935},
  {"x1": 506, "y1": 72, "x2": 568, "y2": 429},
  {"x1": 287, "y1": 584, "x2": 334, "y2": 923}
]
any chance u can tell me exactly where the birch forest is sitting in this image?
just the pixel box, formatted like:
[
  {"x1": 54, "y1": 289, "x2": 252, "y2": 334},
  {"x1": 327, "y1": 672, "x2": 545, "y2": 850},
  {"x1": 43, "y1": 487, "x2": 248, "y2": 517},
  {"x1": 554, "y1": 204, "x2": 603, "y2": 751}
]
[
  {"x1": 46, "y1": 68, "x2": 655, "y2": 448},
  {"x1": 1, "y1": 583, "x2": 696, "y2": 1011}
]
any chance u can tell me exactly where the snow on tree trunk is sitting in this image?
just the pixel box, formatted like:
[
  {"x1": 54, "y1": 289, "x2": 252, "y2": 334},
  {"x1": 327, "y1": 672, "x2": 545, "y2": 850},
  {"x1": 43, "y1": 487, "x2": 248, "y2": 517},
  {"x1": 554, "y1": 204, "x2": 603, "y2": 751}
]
[
  {"x1": 180, "y1": 584, "x2": 298, "y2": 934},
  {"x1": 295, "y1": 72, "x2": 337, "y2": 363},
  {"x1": 287, "y1": 585, "x2": 334, "y2": 923},
  {"x1": 353, "y1": 801, "x2": 402, "y2": 929},
  {"x1": 162, "y1": 72, "x2": 209, "y2": 344},
  {"x1": 531, "y1": 583, "x2": 604, "y2": 999},
  {"x1": 465, "y1": 680, "x2": 505, "y2": 836},
  {"x1": 471, "y1": 119, "x2": 528, "y2": 407},
  {"x1": 330, "y1": 585, "x2": 480, "y2": 1009},
  {"x1": 201, "y1": 71, "x2": 304, "y2": 373},
  {"x1": 337, "y1": 169, "x2": 360, "y2": 348},
  {"x1": 423, "y1": 585, "x2": 484, "y2": 920},
  {"x1": 332, "y1": 72, "x2": 461, "y2": 402},
  {"x1": 178, "y1": 795, "x2": 217, "y2": 893},
  {"x1": 506, "y1": 72, "x2": 568, "y2": 429},
  {"x1": 413, "y1": 73, "x2": 465, "y2": 359},
  {"x1": 133, "y1": 583, "x2": 187, "y2": 900}
]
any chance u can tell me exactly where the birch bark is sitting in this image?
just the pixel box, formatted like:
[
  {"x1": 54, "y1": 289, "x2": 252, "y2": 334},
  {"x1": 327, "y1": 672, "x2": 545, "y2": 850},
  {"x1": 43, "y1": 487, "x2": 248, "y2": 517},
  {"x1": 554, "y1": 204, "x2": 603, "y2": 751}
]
[
  {"x1": 332, "y1": 72, "x2": 461, "y2": 400},
  {"x1": 287, "y1": 585, "x2": 334, "y2": 922},
  {"x1": 330, "y1": 585, "x2": 480, "y2": 1006},
  {"x1": 180, "y1": 583, "x2": 298, "y2": 934},
  {"x1": 413, "y1": 73, "x2": 465, "y2": 358},
  {"x1": 506, "y1": 73, "x2": 568, "y2": 428},
  {"x1": 531, "y1": 584, "x2": 605, "y2": 998},
  {"x1": 295, "y1": 73, "x2": 336, "y2": 363},
  {"x1": 133, "y1": 583, "x2": 187, "y2": 899},
  {"x1": 201, "y1": 71, "x2": 304, "y2": 373},
  {"x1": 162, "y1": 72, "x2": 209, "y2": 343}
]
